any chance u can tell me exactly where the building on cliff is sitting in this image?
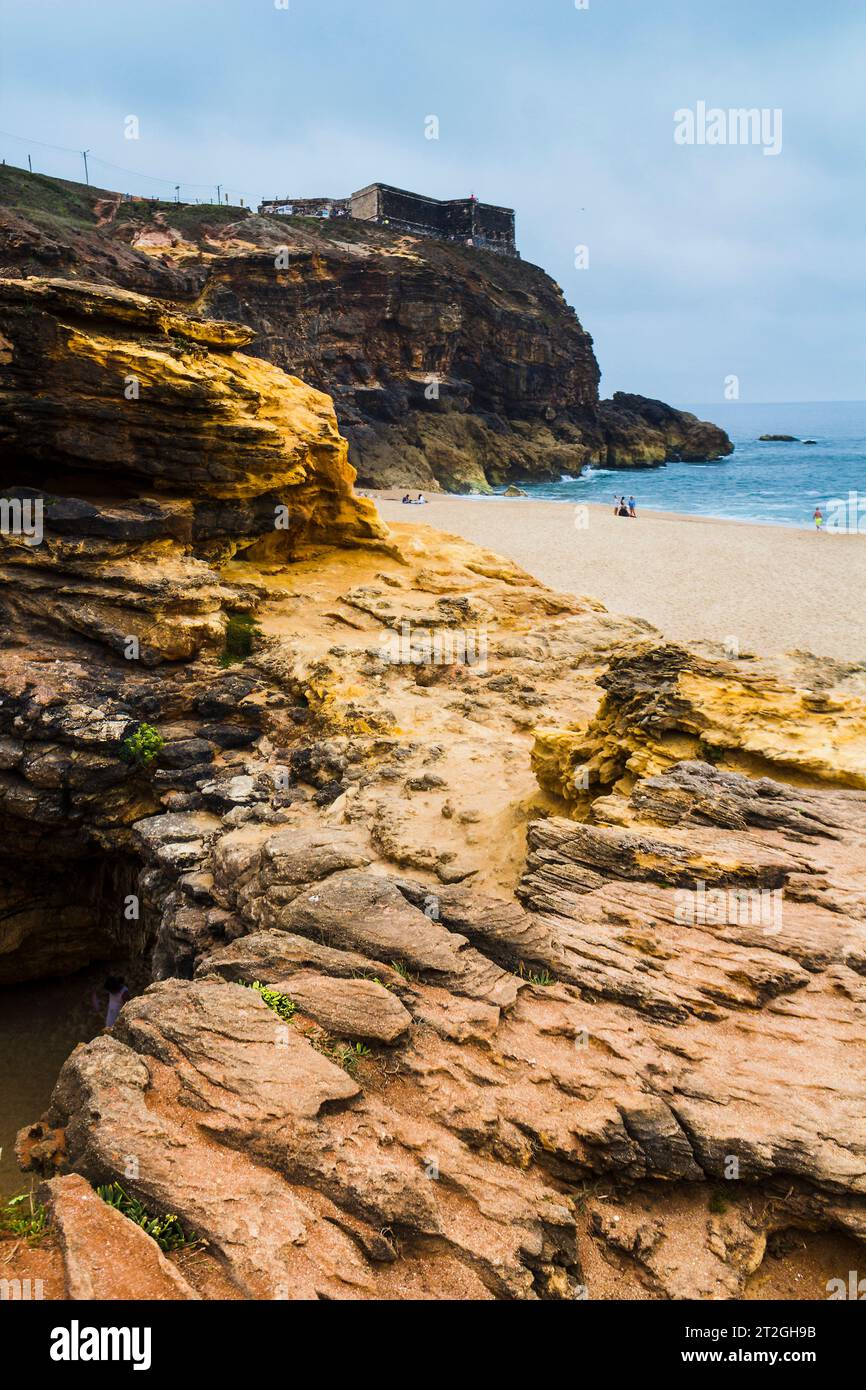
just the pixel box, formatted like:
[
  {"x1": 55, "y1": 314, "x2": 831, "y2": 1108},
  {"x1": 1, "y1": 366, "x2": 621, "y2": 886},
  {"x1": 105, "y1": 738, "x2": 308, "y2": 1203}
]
[{"x1": 258, "y1": 182, "x2": 518, "y2": 257}]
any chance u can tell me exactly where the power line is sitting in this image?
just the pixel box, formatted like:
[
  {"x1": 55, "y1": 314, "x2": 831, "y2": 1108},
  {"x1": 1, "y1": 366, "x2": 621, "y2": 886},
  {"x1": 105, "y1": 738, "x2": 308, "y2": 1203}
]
[{"x1": 0, "y1": 127, "x2": 248, "y2": 201}]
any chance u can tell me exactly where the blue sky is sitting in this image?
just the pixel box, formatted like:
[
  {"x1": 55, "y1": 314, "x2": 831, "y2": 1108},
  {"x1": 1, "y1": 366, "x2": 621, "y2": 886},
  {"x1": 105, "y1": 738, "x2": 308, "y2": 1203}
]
[{"x1": 1, "y1": 0, "x2": 864, "y2": 403}]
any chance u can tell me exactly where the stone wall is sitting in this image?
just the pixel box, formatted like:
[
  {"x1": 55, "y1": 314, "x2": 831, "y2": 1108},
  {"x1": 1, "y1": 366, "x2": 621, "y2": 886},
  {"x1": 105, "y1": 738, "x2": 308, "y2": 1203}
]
[{"x1": 259, "y1": 184, "x2": 518, "y2": 255}]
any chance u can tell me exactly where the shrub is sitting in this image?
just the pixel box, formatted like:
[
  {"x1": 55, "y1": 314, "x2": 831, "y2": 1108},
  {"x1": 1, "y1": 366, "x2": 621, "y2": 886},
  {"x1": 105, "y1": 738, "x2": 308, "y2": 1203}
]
[
  {"x1": 220, "y1": 613, "x2": 261, "y2": 667},
  {"x1": 244, "y1": 979, "x2": 297, "y2": 1023},
  {"x1": 120, "y1": 722, "x2": 164, "y2": 767}
]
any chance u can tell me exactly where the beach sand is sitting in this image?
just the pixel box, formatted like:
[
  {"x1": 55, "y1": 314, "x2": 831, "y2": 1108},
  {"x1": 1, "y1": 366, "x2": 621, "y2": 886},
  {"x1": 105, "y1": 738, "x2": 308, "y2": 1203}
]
[{"x1": 372, "y1": 495, "x2": 864, "y2": 662}]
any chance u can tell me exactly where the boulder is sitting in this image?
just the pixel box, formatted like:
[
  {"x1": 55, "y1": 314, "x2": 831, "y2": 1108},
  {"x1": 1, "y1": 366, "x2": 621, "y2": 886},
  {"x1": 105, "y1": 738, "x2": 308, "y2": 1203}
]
[{"x1": 40, "y1": 1173, "x2": 198, "y2": 1301}]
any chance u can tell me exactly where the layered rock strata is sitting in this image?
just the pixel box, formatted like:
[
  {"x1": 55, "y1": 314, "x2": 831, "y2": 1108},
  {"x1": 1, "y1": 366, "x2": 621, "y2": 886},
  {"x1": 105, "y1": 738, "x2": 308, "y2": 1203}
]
[
  {"x1": 0, "y1": 168, "x2": 733, "y2": 490},
  {"x1": 9, "y1": 524, "x2": 866, "y2": 1300}
]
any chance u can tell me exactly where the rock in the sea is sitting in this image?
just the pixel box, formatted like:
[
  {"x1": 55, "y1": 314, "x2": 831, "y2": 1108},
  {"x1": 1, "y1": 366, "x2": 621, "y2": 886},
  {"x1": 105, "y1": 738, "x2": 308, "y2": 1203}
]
[{"x1": 597, "y1": 393, "x2": 734, "y2": 466}]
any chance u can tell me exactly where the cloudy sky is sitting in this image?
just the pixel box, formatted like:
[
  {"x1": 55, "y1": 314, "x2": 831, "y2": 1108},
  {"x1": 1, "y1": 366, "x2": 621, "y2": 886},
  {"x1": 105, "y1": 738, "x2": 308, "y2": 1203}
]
[{"x1": 1, "y1": 0, "x2": 863, "y2": 403}]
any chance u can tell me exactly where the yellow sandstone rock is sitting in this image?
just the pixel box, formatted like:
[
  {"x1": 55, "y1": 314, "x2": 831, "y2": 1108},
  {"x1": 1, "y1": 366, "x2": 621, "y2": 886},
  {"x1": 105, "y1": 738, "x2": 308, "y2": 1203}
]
[{"x1": 532, "y1": 643, "x2": 866, "y2": 804}]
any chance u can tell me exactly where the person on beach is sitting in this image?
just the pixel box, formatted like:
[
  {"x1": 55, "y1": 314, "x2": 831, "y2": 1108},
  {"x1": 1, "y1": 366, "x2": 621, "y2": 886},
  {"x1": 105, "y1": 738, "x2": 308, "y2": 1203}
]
[
  {"x1": 617, "y1": 498, "x2": 631, "y2": 518},
  {"x1": 628, "y1": 496, "x2": 637, "y2": 517},
  {"x1": 813, "y1": 506, "x2": 824, "y2": 531},
  {"x1": 417, "y1": 494, "x2": 426, "y2": 505},
  {"x1": 92, "y1": 975, "x2": 130, "y2": 1029}
]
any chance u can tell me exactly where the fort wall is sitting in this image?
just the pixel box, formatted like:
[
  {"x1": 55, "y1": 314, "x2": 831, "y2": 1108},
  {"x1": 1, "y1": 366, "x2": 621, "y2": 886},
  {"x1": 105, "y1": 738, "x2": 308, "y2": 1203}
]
[{"x1": 259, "y1": 183, "x2": 518, "y2": 256}]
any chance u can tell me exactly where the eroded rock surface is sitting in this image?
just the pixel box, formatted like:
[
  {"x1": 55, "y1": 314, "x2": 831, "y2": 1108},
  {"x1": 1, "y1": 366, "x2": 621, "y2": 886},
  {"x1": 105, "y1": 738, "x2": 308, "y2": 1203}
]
[
  {"x1": 40, "y1": 1173, "x2": 198, "y2": 1301},
  {"x1": 0, "y1": 276, "x2": 385, "y2": 662},
  {"x1": 0, "y1": 194, "x2": 861, "y2": 1298}
]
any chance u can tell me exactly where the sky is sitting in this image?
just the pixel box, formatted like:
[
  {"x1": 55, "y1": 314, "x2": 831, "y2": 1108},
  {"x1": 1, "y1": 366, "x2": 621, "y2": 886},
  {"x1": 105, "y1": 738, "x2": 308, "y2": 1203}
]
[{"x1": 1, "y1": 0, "x2": 864, "y2": 404}]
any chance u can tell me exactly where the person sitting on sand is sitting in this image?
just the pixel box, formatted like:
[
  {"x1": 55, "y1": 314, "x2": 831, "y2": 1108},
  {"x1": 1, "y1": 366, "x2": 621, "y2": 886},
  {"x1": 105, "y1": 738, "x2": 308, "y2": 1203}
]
[
  {"x1": 417, "y1": 494, "x2": 426, "y2": 505},
  {"x1": 814, "y1": 506, "x2": 824, "y2": 531},
  {"x1": 617, "y1": 499, "x2": 631, "y2": 517}
]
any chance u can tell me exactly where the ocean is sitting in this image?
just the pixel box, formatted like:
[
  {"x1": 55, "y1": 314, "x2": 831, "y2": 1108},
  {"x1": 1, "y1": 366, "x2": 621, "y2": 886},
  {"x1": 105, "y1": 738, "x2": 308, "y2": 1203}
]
[{"x1": 516, "y1": 401, "x2": 866, "y2": 529}]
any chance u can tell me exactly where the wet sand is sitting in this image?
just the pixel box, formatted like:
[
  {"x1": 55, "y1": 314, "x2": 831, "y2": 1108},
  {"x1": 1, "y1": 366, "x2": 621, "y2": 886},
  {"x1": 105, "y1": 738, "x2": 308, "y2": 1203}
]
[{"x1": 373, "y1": 495, "x2": 865, "y2": 662}]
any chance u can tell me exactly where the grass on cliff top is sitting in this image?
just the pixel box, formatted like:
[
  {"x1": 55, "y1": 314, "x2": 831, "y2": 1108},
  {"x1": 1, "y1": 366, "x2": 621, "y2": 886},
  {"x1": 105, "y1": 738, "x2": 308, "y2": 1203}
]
[
  {"x1": 0, "y1": 163, "x2": 247, "y2": 239},
  {"x1": 165, "y1": 202, "x2": 249, "y2": 235},
  {"x1": 0, "y1": 164, "x2": 99, "y2": 228}
]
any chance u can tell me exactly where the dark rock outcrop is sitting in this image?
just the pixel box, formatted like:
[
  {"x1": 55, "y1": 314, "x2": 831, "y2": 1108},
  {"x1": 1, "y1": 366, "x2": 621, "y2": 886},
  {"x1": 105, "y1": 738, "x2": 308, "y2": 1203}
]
[{"x1": 598, "y1": 393, "x2": 733, "y2": 466}]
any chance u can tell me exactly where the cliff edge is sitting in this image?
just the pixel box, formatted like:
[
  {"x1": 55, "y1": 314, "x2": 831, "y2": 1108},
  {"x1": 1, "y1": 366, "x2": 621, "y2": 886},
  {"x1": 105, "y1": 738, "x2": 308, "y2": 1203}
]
[{"x1": 0, "y1": 167, "x2": 732, "y2": 491}]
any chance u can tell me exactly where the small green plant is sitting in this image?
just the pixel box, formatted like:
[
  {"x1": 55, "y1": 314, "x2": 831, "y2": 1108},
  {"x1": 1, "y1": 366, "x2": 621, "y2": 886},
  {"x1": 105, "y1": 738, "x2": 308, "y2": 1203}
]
[
  {"x1": 1, "y1": 1190, "x2": 49, "y2": 1243},
  {"x1": 244, "y1": 979, "x2": 297, "y2": 1023},
  {"x1": 708, "y1": 1189, "x2": 729, "y2": 1216},
  {"x1": 219, "y1": 613, "x2": 261, "y2": 668},
  {"x1": 120, "y1": 722, "x2": 164, "y2": 767},
  {"x1": 96, "y1": 1183, "x2": 196, "y2": 1252},
  {"x1": 390, "y1": 960, "x2": 417, "y2": 983},
  {"x1": 310, "y1": 1034, "x2": 372, "y2": 1075},
  {"x1": 517, "y1": 962, "x2": 555, "y2": 987},
  {"x1": 332, "y1": 1040, "x2": 372, "y2": 1074},
  {"x1": 353, "y1": 972, "x2": 395, "y2": 992}
]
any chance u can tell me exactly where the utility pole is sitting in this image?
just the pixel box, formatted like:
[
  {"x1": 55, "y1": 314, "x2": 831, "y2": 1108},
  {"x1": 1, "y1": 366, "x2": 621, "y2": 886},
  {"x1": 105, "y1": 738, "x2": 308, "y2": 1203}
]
[
  {"x1": 82, "y1": 150, "x2": 90, "y2": 185},
  {"x1": 27, "y1": 154, "x2": 32, "y2": 173},
  {"x1": 216, "y1": 184, "x2": 221, "y2": 206},
  {"x1": 175, "y1": 184, "x2": 180, "y2": 203}
]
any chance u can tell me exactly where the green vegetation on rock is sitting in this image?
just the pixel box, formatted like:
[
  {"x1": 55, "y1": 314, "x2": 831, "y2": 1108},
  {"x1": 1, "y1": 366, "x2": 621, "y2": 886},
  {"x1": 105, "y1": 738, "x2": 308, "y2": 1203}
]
[
  {"x1": 120, "y1": 722, "x2": 165, "y2": 767},
  {"x1": 96, "y1": 1182, "x2": 197, "y2": 1252},
  {"x1": 220, "y1": 613, "x2": 261, "y2": 667},
  {"x1": 1, "y1": 1190, "x2": 50, "y2": 1243}
]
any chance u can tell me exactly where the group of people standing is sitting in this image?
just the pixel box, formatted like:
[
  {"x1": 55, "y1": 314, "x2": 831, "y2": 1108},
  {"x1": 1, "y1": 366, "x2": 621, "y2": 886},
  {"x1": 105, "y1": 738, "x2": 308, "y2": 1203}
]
[{"x1": 614, "y1": 495, "x2": 638, "y2": 518}]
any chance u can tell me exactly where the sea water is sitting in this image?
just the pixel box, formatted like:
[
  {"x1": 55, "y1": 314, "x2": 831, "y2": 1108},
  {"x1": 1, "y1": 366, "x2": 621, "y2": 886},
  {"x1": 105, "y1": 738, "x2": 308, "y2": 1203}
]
[{"x1": 517, "y1": 401, "x2": 866, "y2": 529}]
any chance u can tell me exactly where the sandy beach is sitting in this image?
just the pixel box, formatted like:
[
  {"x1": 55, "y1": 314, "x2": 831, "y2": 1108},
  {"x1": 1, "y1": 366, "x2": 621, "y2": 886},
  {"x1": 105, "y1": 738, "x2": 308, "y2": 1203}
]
[{"x1": 372, "y1": 494, "x2": 865, "y2": 663}]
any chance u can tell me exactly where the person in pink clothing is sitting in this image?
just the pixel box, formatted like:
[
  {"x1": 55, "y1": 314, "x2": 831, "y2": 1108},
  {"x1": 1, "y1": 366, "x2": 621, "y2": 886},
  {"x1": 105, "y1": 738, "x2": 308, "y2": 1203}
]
[{"x1": 92, "y1": 975, "x2": 130, "y2": 1029}]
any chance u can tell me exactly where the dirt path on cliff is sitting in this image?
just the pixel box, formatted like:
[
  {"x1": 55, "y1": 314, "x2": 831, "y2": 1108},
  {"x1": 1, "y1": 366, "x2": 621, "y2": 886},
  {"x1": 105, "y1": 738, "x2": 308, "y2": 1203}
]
[{"x1": 373, "y1": 496, "x2": 866, "y2": 664}]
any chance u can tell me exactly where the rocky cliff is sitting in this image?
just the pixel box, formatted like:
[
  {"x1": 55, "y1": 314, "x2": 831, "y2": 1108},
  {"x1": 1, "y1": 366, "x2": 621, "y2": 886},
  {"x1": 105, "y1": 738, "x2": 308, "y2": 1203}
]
[
  {"x1": 5, "y1": 174, "x2": 862, "y2": 1306},
  {"x1": 0, "y1": 275, "x2": 384, "y2": 983},
  {"x1": 0, "y1": 168, "x2": 732, "y2": 491},
  {"x1": 0, "y1": 275, "x2": 384, "y2": 664},
  {"x1": 9, "y1": 529, "x2": 866, "y2": 1299}
]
